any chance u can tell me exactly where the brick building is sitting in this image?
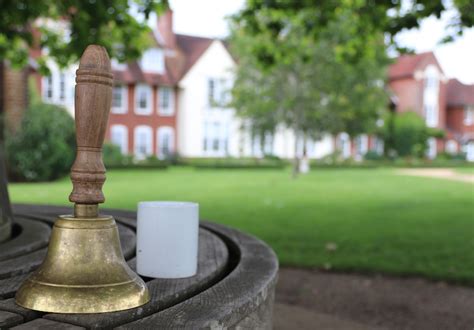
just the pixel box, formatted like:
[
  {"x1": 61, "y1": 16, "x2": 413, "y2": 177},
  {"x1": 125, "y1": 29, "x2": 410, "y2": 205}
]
[
  {"x1": 388, "y1": 51, "x2": 474, "y2": 160},
  {"x1": 30, "y1": 11, "x2": 474, "y2": 161}
]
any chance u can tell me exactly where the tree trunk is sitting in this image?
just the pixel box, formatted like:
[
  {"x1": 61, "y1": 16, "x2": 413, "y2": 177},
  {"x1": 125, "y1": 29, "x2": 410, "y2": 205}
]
[
  {"x1": 292, "y1": 132, "x2": 299, "y2": 179},
  {"x1": 0, "y1": 61, "x2": 13, "y2": 242}
]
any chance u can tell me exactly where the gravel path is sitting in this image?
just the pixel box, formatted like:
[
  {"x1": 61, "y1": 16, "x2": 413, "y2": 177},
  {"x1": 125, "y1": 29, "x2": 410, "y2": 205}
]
[
  {"x1": 397, "y1": 168, "x2": 474, "y2": 183},
  {"x1": 274, "y1": 268, "x2": 474, "y2": 330}
]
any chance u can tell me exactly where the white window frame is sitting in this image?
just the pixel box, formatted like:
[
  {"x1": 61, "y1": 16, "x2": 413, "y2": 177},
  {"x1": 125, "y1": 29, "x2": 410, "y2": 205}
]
[
  {"x1": 140, "y1": 48, "x2": 165, "y2": 74},
  {"x1": 423, "y1": 65, "x2": 439, "y2": 128},
  {"x1": 43, "y1": 75, "x2": 54, "y2": 101},
  {"x1": 338, "y1": 133, "x2": 351, "y2": 159},
  {"x1": 207, "y1": 77, "x2": 230, "y2": 107},
  {"x1": 355, "y1": 134, "x2": 368, "y2": 156},
  {"x1": 134, "y1": 84, "x2": 152, "y2": 115},
  {"x1": 110, "y1": 125, "x2": 128, "y2": 155},
  {"x1": 59, "y1": 72, "x2": 66, "y2": 102},
  {"x1": 157, "y1": 126, "x2": 175, "y2": 159},
  {"x1": 134, "y1": 125, "x2": 153, "y2": 160},
  {"x1": 112, "y1": 85, "x2": 128, "y2": 114},
  {"x1": 465, "y1": 142, "x2": 474, "y2": 162},
  {"x1": 446, "y1": 140, "x2": 457, "y2": 155},
  {"x1": 158, "y1": 86, "x2": 174, "y2": 116},
  {"x1": 463, "y1": 106, "x2": 474, "y2": 126}
]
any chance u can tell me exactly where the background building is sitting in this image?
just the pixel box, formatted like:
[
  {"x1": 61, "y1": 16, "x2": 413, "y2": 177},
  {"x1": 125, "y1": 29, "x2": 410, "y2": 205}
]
[{"x1": 34, "y1": 11, "x2": 474, "y2": 161}]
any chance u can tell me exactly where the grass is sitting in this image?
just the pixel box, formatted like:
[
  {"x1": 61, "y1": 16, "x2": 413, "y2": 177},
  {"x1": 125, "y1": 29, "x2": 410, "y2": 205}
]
[
  {"x1": 9, "y1": 167, "x2": 474, "y2": 284},
  {"x1": 456, "y1": 167, "x2": 474, "y2": 174}
]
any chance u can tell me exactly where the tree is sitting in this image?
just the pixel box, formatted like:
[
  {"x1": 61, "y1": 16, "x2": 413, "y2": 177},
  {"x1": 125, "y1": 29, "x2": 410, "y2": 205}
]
[
  {"x1": 230, "y1": 3, "x2": 389, "y2": 176},
  {"x1": 0, "y1": 0, "x2": 168, "y2": 241}
]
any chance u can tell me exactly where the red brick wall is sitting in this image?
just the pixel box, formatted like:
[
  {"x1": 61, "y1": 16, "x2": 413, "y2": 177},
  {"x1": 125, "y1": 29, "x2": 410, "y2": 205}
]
[
  {"x1": 389, "y1": 78, "x2": 423, "y2": 115},
  {"x1": 447, "y1": 106, "x2": 474, "y2": 135},
  {"x1": 106, "y1": 84, "x2": 178, "y2": 156}
]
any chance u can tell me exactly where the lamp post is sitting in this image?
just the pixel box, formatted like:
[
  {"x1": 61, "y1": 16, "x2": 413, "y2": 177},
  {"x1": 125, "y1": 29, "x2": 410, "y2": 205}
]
[{"x1": 15, "y1": 45, "x2": 149, "y2": 313}]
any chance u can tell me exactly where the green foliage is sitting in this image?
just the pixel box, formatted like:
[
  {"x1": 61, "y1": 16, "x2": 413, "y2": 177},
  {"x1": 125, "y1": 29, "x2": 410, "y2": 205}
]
[
  {"x1": 102, "y1": 144, "x2": 168, "y2": 169},
  {"x1": 385, "y1": 111, "x2": 430, "y2": 157},
  {"x1": 235, "y1": 1, "x2": 473, "y2": 56},
  {"x1": 179, "y1": 157, "x2": 287, "y2": 170},
  {"x1": 6, "y1": 103, "x2": 75, "y2": 181},
  {"x1": 364, "y1": 150, "x2": 384, "y2": 161},
  {"x1": 0, "y1": 0, "x2": 169, "y2": 71},
  {"x1": 230, "y1": 1, "x2": 390, "y2": 162}
]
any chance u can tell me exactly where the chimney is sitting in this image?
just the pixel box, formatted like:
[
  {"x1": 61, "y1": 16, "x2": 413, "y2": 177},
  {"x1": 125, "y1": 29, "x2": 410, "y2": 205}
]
[{"x1": 157, "y1": 10, "x2": 176, "y2": 49}]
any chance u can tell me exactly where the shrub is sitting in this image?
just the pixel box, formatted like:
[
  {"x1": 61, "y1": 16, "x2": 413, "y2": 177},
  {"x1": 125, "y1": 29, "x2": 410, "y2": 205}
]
[
  {"x1": 6, "y1": 103, "x2": 75, "y2": 182},
  {"x1": 364, "y1": 150, "x2": 384, "y2": 161},
  {"x1": 387, "y1": 111, "x2": 429, "y2": 158}
]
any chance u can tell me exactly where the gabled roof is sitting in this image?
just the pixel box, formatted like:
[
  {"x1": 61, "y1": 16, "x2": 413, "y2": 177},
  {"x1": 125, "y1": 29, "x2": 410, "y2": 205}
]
[
  {"x1": 388, "y1": 51, "x2": 441, "y2": 80},
  {"x1": 175, "y1": 34, "x2": 214, "y2": 79},
  {"x1": 447, "y1": 79, "x2": 474, "y2": 107}
]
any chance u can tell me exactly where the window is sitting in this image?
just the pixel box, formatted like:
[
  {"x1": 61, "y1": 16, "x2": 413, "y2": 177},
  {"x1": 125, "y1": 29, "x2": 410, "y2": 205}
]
[
  {"x1": 134, "y1": 84, "x2": 152, "y2": 115},
  {"x1": 338, "y1": 133, "x2": 351, "y2": 159},
  {"x1": 157, "y1": 127, "x2": 174, "y2": 159},
  {"x1": 355, "y1": 135, "x2": 368, "y2": 156},
  {"x1": 425, "y1": 104, "x2": 438, "y2": 128},
  {"x1": 110, "y1": 125, "x2": 128, "y2": 155},
  {"x1": 43, "y1": 75, "x2": 53, "y2": 101},
  {"x1": 446, "y1": 140, "x2": 457, "y2": 155},
  {"x1": 464, "y1": 142, "x2": 474, "y2": 162},
  {"x1": 208, "y1": 78, "x2": 230, "y2": 107},
  {"x1": 373, "y1": 137, "x2": 384, "y2": 155},
  {"x1": 202, "y1": 120, "x2": 229, "y2": 156},
  {"x1": 464, "y1": 106, "x2": 474, "y2": 126},
  {"x1": 134, "y1": 126, "x2": 153, "y2": 160},
  {"x1": 426, "y1": 137, "x2": 437, "y2": 159},
  {"x1": 59, "y1": 73, "x2": 66, "y2": 102},
  {"x1": 112, "y1": 86, "x2": 127, "y2": 114},
  {"x1": 264, "y1": 133, "x2": 274, "y2": 155},
  {"x1": 140, "y1": 48, "x2": 165, "y2": 73},
  {"x1": 158, "y1": 87, "x2": 174, "y2": 116},
  {"x1": 423, "y1": 65, "x2": 439, "y2": 127}
]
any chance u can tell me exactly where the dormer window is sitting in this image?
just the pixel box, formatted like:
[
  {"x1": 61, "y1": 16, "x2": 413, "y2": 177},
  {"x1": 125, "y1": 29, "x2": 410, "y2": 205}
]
[{"x1": 140, "y1": 48, "x2": 165, "y2": 73}]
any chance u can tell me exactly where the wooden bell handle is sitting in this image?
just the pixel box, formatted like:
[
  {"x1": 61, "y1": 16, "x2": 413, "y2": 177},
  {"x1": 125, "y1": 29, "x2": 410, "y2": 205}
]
[{"x1": 69, "y1": 45, "x2": 113, "y2": 207}]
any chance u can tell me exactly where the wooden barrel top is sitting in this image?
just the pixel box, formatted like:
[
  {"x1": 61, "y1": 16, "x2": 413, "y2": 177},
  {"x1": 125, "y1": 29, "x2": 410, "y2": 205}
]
[{"x1": 0, "y1": 204, "x2": 278, "y2": 329}]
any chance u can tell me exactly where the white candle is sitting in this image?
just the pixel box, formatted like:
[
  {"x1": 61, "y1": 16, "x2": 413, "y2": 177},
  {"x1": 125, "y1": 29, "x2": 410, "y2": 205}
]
[{"x1": 136, "y1": 201, "x2": 199, "y2": 278}]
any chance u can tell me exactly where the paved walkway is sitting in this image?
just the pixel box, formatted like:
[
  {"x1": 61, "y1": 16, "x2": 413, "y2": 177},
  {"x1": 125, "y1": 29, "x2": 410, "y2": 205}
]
[
  {"x1": 397, "y1": 168, "x2": 474, "y2": 183},
  {"x1": 274, "y1": 268, "x2": 474, "y2": 330}
]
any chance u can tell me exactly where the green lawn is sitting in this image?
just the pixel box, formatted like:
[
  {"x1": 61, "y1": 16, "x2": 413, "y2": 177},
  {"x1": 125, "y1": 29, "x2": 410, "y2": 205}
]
[
  {"x1": 9, "y1": 167, "x2": 474, "y2": 284},
  {"x1": 456, "y1": 167, "x2": 474, "y2": 174}
]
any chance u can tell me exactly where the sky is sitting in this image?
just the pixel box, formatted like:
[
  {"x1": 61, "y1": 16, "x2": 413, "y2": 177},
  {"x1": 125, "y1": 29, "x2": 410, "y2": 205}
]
[{"x1": 169, "y1": 0, "x2": 474, "y2": 84}]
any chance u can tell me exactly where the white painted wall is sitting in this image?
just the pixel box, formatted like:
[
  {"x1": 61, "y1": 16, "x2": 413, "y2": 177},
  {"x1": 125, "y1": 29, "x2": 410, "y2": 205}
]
[{"x1": 178, "y1": 40, "x2": 239, "y2": 157}]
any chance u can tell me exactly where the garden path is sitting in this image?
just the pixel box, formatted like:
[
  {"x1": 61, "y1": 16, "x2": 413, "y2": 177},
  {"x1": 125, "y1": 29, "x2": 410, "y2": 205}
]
[
  {"x1": 397, "y1": 168, "x2": 474, "y2": 183},
  {"x1": 275, "y1": 267, "x2": 474, "y2": 330}
]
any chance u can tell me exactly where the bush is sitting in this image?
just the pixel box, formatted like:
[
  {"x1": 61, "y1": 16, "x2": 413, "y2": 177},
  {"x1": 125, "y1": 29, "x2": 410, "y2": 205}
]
[
  {"x1": 6, "y1": 103, "x2": 75, "y2": 182},
  {"x1": 390, "y1": 111, "x2": 429, "y2": 157},
  {"x1": 179, "y1": 157, "x2": 287, "y2": 169},
  {"x1": 364, "y1": 150, "x2": 384, "y2": 161}
]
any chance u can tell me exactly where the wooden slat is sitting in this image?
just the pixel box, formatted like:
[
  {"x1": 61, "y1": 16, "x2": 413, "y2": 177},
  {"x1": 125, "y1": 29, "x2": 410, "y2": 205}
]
[
  {"x1": 0, "y1": 310, "x2": 23, "y2": 328},
  {"x1": 0, "y1": 218, "x2": 50, "y2": 261},
  {"x1": 11, "y1": 318, "x2": 85, "y2": 329},
  {"x1": 117, "y1": 221, "x2": 279, "y2": 329},
  {"x1": 0, "y1": 298, "x2": 41, "y2": 322},
  {"x1": 45, "y1": 228, "x2": 229, "y2": 329},
  {"x1": 0, "y1": 248, "x2": 47, "y2": 279}
]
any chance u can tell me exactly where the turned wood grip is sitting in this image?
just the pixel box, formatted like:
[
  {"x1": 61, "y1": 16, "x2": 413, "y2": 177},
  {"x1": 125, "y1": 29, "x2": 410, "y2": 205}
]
[{"x1": 69, "y1": 45, "x2": 113, "y2": 204}]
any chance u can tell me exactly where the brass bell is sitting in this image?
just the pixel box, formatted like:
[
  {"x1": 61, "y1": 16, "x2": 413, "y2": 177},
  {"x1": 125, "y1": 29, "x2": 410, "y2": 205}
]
[{"x1": 15, "y1": 45, "x2": 150, "y2": 313}]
